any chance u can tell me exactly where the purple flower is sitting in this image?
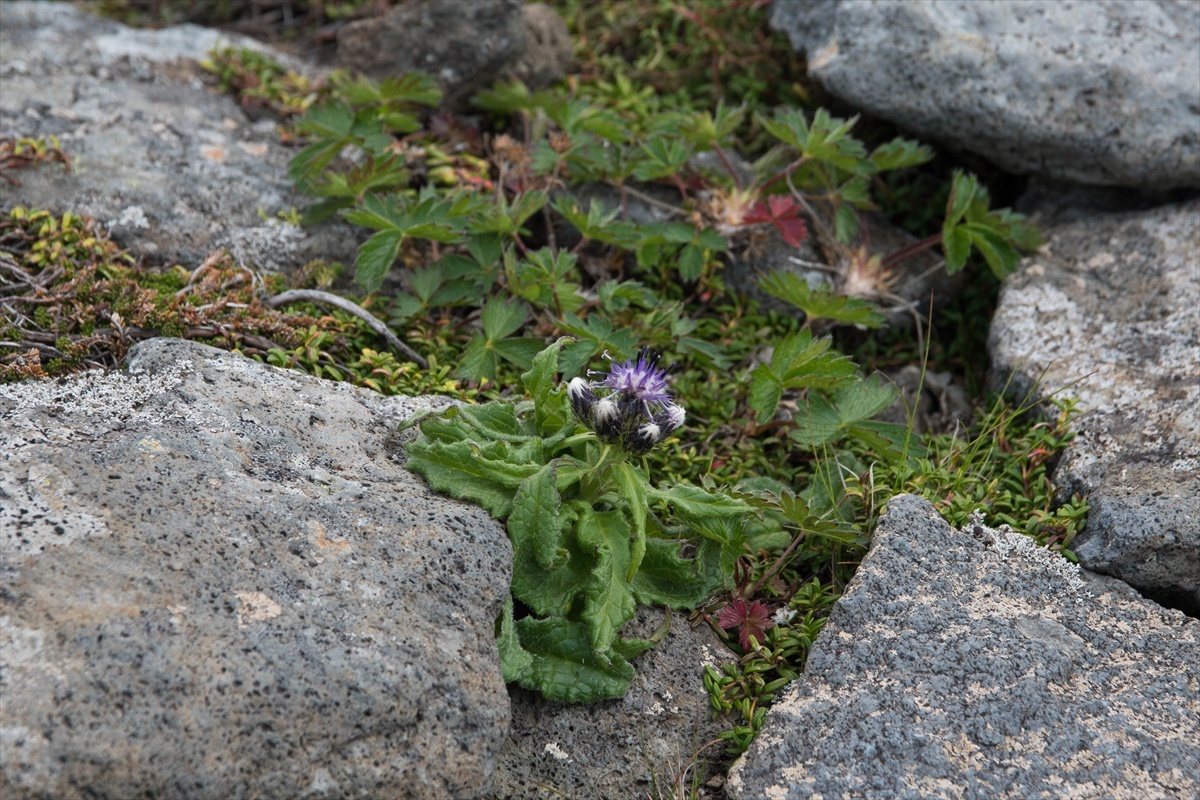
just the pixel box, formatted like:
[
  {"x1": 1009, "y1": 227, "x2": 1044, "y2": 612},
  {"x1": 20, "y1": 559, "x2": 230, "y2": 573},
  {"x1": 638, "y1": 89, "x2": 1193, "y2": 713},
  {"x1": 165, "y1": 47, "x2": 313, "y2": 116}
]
[
  {"x1": 566, "y1": 347, "x2": 686, "y2": 453},
  {"x1": 591, "y1": 347, "x2": 672, "y2": 409}
]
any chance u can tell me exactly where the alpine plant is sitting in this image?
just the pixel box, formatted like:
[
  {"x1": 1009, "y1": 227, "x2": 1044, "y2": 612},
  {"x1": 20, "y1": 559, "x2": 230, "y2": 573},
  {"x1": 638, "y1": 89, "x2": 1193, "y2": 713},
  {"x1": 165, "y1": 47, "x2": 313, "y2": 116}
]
[{"x1": 567, "y1": 347, "x2": 686, "y2": 454}]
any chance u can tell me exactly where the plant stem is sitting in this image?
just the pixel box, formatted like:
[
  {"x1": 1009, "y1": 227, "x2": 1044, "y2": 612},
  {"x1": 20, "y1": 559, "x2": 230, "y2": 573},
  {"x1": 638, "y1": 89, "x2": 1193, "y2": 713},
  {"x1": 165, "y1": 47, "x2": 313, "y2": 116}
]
[{"x1": 881, "y1": 232, "x2": 942, "y2": 272}]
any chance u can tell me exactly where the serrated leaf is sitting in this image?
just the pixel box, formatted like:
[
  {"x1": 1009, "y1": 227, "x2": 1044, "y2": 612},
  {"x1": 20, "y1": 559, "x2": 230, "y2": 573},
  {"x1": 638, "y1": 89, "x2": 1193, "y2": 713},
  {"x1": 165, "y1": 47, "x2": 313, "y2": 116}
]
[
  {"x1": 353, "y1": 230, "x2": 404, "y2": 293},
  {"x1": 522, "y1": 337, "x2": 573, "y2": 436},
  {"x1": 759, "y1": 271, "x2": 884, "y2": 327},
  {"x1": 510, "y1": 507, "x2": 593, "y2": 616},
  {"x1": 612, "y1": 462, "x2": 649, "y2": 581},
  {"x1": 789, "y1": 394, "x2": 842, "y2": 448},
  {"x1": 405, "y1": 438, "x2": 529, "y2": 518},
  {"x1": 833, "y1": 375, "x2": 896, "y2": 423},
  {"x1": 481, "y1": 295, "x2": 529, "y2": 340},
  {"x1": 454, "y1": 334, "x2": 495, "y2": 381},
  {"x1": 964, "y1": 224, "x2": 1021, "y2": 278},
  {"x1": 749, "y1": 365, "x2": 785, "y2": 425},
  {"x1": 946, "y1": 170, "x2": 978, "y2": 227},
  {"x1": 869, "y1": 137, "x2": 934, "y2": 171},
  {"x1": 497, "y1": 595, "x2": 533, "y2": 683},
  {"x1": 630, "y1": 538, "x2": 711, "y2": 608},
  {"x1": 646, "y1": 484, "x2": 754, "y2": 521},
  {"x1": 834, "y1": 204, "x2": 860, "y2": 244},
  {"x1": 513, "y1": 617, "x2": 634, "y2": 702},
  {"x1": 944, "y1": 225, "x2": 971, "y2": 274},
  {"x1": 576, "y1": 508, "x2": 637, "y2": 652},
  {"x1": 678, "y1": 243, "x2": 704, "y2": 282},
  {"x1": 509, "y1": 464, "x2": 565, "y2": 569},
  {"x1": 491, "y1": 337, "x2": 544, "y2": 370}
]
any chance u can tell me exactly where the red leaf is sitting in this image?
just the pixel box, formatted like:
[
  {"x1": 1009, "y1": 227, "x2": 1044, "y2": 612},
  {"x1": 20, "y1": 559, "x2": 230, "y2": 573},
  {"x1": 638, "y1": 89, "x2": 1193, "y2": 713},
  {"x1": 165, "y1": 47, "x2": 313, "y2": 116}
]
[
  {"x1": 717, "y1": 598, "x2": 775, "y2": 649},
  {"x1": 743, "y1": 196, "x2": 808, "y2": 248}
]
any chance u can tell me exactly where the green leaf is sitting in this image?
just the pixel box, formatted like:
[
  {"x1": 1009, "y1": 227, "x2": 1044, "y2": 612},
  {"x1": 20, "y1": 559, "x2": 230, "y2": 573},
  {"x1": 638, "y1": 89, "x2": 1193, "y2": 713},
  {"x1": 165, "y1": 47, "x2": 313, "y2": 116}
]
[
  {"x1": 759, "y1": 270, "x2": 884, "y2": 328},
  {"x1": 522, "y1": 337, "x2": 574, "y2": 436},
  {"x1": 491, "y1": 338, "x2": 544, "y2": 370},
  {"x1": 353, "y1": 230, "x2": 404, "y2": 294},
  {"x1": 630, "y1": 538, "x2": 711, "y2": 608},
  {"x1": 481, "y1": 295, "x2": 529, "y2": 340},
  {"x1": 497, "y1": 595, "x2": 533, "y2": 683},
  {"x1": 510, "y1": 506, "x2": 594, "y2": 617},
  {"x1": 833, "y1": 374, "x2": 896, "y2": 423},
  {"x1": 748, "y1": 365, "x2": 785, "y2": 425},
  {"x1": 945, "y1": 170, "x2": 978, "y2": 228},
  {"x1": 646, "y1": 484, "x2": 754, "y2": 521},
  {"x1": 944, "y1": 225, "x2": 971, "y2": 274},
  {"x1": 509, "y1": 464, "x2": 565, "y2": 570},
  {"x1": 869, "y1": 137, "x2": 934, "y2": 172},
  {"x1": 964, "y1": 223, "x2": 1021, "y2": 278},
  {"x1": 576, "y1": 508, "x2": 637, "y2": 652},
  {"x1": 405, "y1": 438, "x2": 531, "y2": 518},
  {"x1": 678, "y1": 243, "x2": 704, "y2": 282},
  {"x1": 612, "y1": 462, "x2": 649, "y2": 581},
  {"x1": 789, "y1": 393, "x2": 842, "y2": 448},
  {"x1": 513, "y1": 617, "x2": 634, "y2": 702}
]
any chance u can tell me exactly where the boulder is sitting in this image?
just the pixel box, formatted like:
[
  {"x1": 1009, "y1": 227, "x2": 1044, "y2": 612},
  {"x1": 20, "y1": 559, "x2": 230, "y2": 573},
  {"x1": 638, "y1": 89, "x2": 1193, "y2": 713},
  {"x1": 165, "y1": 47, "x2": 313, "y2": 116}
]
[
  {"x1": 336, "y1": 0, "x2": 528, "y2": 111},
  {"x1": 989, "y1": 192, "x2": 1200, "y2": 612},
  {"x1": 770, "y1": 0, "x2": 1200, "y2": 189},
  {"x1": 0, "y1": 338, "x2": 512, "y2": 800},
  {"x1": 512, "y1": 3, "x2": 574, "y2": 91},
  {"x1": 486, "y1": 607, "x2": 735, "y2": 799},
  {"x1": 727, "y1": 494, "x2": 1200, "y2": 800},
  {"x1": 0, "y1": 1, "x2": 356, "y2": 271}
]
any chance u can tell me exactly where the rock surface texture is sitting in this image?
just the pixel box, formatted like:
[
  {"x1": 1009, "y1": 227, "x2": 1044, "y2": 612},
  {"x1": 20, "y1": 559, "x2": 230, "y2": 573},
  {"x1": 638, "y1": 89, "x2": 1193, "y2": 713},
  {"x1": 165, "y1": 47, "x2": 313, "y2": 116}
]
[
  {"x1": 770, "y1": 0, "x2": 1200, "y2": 189},
  {"x1": 727, "y1": 494, "x2": 1200, "y2": 800},
  {"x1": 487, "y1": 607, "x2": 734, "y2": 799},
  {"x1": 0, "y1": 339, "x2": 512, "y2": 800},
  {"x1": 337, "y1": 0, "x2": 535, "y2": 110},
  {"x1": 990, "y1": 193, "x2": 1200, "y2": 612},
  {"x1": 0, "y1": 1, "x2": 354, "y2": 271}
]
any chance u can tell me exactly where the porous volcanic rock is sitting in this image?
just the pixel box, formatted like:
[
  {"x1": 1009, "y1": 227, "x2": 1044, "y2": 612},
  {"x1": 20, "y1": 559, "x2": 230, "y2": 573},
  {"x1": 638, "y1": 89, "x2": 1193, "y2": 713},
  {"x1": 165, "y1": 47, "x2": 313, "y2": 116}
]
[
  {"x1": 486, "y1": 607, "x2": 736, "y2": 799},
  {"x1": 0, "y1": 338, "x2": 511, "y2": 800},
  {"x1": 727, "y1": 494, "x2": 1200, "y2": 800},
  {"x1": 0, "y1": 1, "x2": 355, "y2": 271},
  {"x1": 989, "y1": 192, "x2": 1200, "y2": 612},
  {"x1": 336, "y1": 0, "x2": 527, "y2": 110},
  {"x1": 770, "y1": 0, "x2": 1200, "y2": 189}
]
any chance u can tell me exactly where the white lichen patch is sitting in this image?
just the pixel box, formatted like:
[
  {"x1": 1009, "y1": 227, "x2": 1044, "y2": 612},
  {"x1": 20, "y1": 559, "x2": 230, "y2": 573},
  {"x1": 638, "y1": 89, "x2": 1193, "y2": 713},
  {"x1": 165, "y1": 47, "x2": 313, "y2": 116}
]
[
  {"x1": 543, "y1": 742, "x2": 571, "y2": 761},
  {"x1": 234, "y1": 591, "x2": 282, "y2": 627},
  {"x1": 0, "y1": 361, "x2": 188, "y2": 421},
  {"x1": 966, "y1": 510, "x2": 1088, "y2": 596}
]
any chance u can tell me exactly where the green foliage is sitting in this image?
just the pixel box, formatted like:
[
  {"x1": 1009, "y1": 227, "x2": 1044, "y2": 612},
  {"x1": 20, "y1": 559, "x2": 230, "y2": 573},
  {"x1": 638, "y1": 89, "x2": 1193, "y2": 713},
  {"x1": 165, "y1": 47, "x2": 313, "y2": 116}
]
[
  {"x1": 758, "y1": 270, "x2": 886, "y2": 329},
  {"x1": 407, "y1": 342, "x2": 751, "y2": 701},
  {"x1": 747, "y1": 329, "x2": 858, "y2": 424},
  {"x1": 942, "y1": 171, "x2": 1045, "y2": 277}
]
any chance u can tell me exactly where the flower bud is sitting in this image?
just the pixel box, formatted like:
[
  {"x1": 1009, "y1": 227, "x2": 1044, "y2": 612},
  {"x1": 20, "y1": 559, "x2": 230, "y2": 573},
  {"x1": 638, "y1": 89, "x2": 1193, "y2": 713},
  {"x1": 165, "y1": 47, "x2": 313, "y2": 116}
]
[
  {"x1": 567, "y1": 377, "x2": 597, "y2": 423},
  {"x1": 624, "y1": 420, "x2": 662, "y2": 454},
  {"x1": 656, "y1": 403, "x2": 686, "y2": 437},
  {"x1": 594, "y1": 397, "x2": 623, "y2": 440}
]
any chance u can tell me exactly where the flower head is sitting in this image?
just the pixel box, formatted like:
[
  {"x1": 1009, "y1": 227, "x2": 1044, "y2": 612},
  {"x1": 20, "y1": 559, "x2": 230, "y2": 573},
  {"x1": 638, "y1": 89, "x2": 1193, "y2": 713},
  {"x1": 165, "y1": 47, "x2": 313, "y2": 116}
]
[
  {"x1": 591, "y1": 347, "x2": 672, "y2": 409},
  {"x1": 566, "y1": 346, "x2": 685, "y2": 454}
]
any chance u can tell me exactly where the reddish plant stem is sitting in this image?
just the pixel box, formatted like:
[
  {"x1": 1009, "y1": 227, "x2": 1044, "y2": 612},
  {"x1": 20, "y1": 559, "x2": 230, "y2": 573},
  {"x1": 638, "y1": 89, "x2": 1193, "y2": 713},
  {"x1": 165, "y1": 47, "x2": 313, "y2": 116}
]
[{"x1": 881, "y1": 232, "x2": 942, "y2": 272}]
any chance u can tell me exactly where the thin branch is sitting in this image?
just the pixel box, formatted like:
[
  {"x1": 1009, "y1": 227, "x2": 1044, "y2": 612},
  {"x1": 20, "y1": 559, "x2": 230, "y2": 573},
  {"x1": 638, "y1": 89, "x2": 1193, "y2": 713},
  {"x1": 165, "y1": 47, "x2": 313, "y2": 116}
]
[{"x1": 266, "y1": 289, "x2": 428, "y2": 369}]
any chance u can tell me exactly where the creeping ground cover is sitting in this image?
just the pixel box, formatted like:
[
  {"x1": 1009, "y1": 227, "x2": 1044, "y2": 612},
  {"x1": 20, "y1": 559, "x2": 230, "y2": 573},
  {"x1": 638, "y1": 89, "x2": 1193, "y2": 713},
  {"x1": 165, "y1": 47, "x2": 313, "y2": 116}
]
[{"x1": 5, "y1": 0, "x2": 1093, "y2": 767}]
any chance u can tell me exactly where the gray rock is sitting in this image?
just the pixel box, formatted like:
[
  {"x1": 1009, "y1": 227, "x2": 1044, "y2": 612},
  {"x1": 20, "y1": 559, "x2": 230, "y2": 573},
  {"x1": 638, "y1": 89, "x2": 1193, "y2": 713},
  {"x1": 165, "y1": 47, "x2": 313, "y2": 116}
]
[
  {"x1": 770, "y1": 0, "x2": 1200, "y2": 189},
  {"x1": 989, "y1": 196, "x2": 1200, "y2": 611},
  {"x1": 0, "y1": 1, "x2": 356, "y2": 271},
  {"x1": 0, "y1": 338, "x2": 511, "y2": 800},
  {"x1": 337, "y1": 0, "x2": 527, "y2": 111},
  {"x1": 727, "y1": 494, "x2": 1200, "y2": 800},
  {"x1": 486, "y1": 607, "x2": 735, "y2": 799},
  {"x1": 512, "y1": 3, "x2": 573, "y2": 90}
]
